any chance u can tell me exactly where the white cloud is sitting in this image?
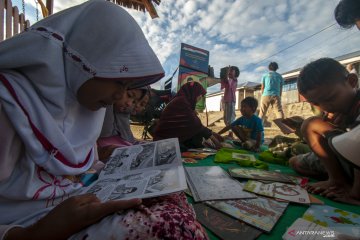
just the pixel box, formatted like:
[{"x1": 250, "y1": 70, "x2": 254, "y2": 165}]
[
  {"x1": 184, "y1": 1, "x2": 197, "y2": 15},
  {"x1": 49, "y1": 0, "x2": 360, "y2": 91}
]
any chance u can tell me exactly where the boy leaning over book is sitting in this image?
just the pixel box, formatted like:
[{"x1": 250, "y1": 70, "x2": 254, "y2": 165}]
[
  {"x1": 218, "y1": 97, "x2": 264, "y2": 152},
  {"x1": 294, "y1": 58, "x2": 360, "y2": 205}
]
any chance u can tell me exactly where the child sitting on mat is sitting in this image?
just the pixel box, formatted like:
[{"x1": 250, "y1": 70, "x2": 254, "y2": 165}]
[{"x1": 218, "y1": 96, "x2": 264, "y2": 152}]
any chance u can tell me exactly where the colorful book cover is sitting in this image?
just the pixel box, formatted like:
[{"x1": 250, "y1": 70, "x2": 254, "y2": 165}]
[
  {"x1": 244, "y1": 180, "x2": 310, "y2": 204},
  {"x1": 283, "y1": 218, "x2": 344, "y2": 240},
  {"x1": 206, "y1": 196, "x2": 288, "y2": 232},
  {"x1": 302, "y1": 205, "x2": 360, "y2": 238},
  {"x1": 308, "y1": 195, "x2": 324, "y2": 205},
  {"x1": 181, "y1": 152, "x2": 213, "y2": 159},
  {"x1": 182, "y1": 157, "x2": 198, "y2": 163},
  {"x1": 228, "y1": 168, "x2": 294, "y2": 184},
  {"x1": 286, "y1": 175, "x2": 309, "y2": 187},
  {"x1": 193, "y1": 203, "x2": 262, "y2": 240}
]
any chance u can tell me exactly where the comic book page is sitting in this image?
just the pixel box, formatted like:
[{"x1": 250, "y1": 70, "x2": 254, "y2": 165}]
[
  {"x1": 81, "y1": 138, "x2": 187, "y2": 201},
  {"x1": 99, "y1": 138, "x2": 180, "y2": 177}
]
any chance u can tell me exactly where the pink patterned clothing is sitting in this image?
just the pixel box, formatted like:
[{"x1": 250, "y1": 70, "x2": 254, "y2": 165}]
[
  {"x1": 70, "y1": 192, "x2": 208, "y2": 240},
  {"x1": 221, "y1": 77, "x2": 237, "y2": 103}
]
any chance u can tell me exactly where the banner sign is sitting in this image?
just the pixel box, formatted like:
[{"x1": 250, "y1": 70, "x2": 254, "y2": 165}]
[
  {"x1": 177, "y1": 43, "x2": 210, "y2": 111},
  {"x1": 179, "y1": 43, "x2": 209, "y2": 74}
]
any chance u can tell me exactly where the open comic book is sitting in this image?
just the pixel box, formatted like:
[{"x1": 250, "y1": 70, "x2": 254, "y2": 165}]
[{"x1": 81, "y1": 138, "x2": 187, "y2": 201}]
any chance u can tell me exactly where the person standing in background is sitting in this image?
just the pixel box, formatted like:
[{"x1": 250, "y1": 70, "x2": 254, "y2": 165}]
[
  {"x1": 258, "y1": 62, "x2": 285, "y2": 123},
  {"x1": 221, "y1": 66, "x2": 239, "y2": 126},
  {"x1": 347, "y1": 63, "x2": 358, "y2": 75}
]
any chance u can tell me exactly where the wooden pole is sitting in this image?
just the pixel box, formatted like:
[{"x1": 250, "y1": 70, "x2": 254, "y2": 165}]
[{"x1": 46, "y1": 0, "x2": 53, "y2": 15}]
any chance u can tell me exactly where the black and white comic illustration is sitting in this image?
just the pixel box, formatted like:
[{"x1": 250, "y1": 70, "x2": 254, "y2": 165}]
[
  {"x1": 85, "y1": 138, "x2": 186, "y2": 201},
  {"x1": 155, "y1": 140, "x2": 177, "y2": 166}
]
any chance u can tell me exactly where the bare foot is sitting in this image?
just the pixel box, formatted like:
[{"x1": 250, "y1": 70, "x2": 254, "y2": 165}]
[
  {"x1": 292, "y1": 166, "x2": 328, "y2": 180},
  {"x1": 305, "y1": 180, "x2": 347, "y2": 194},
  {"x1": 288, "y1": 157, "x2": 327, "y2": 180},
  {"x1": 326, "y1": 187, "x2": 360, "y2": 206}
]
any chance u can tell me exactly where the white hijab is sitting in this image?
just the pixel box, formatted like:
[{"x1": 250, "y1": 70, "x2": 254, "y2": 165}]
[{"x1": 0, "y1": 0, "x2": 164, "y2": 176}]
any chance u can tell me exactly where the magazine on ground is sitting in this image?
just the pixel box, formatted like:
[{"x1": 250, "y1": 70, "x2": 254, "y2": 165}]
[
  {"x1": 228, "y1": 167, "x2": 294, "y2": 184},
  {"x1": 81, "y1": 138, "x2": 187, "y2": 201},
  {"x1": 193, "y1": 203, "x2": 262, "y2": 240},
  {"x1": 243, "y1": 180, "x2": 310, "y2": 204},
  {"x1": 206, "y1": 196, "x2": 288, "y2": 232},
  {"x1": 185, "y1": 166, "x2": 256, "y2": 202}
]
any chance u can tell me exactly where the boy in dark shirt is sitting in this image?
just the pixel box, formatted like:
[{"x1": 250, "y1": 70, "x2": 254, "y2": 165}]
[{"x1": 297, "y1": 58, "x2": 360, "y2": 205}]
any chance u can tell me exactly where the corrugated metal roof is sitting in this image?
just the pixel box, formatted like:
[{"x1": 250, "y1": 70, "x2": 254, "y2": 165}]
[{"x1": 282, "y1": 50, "x2": 360, "y2": 78}]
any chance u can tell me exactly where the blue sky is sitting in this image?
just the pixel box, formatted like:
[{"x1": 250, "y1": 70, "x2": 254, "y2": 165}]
[{"x1": 25, "y1": 0, "x2": 360, "y2": 93}]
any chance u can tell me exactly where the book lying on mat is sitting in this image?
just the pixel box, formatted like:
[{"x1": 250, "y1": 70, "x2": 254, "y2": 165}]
[
  {"x1": 193, "y1": 203, "x2": 262, "y2": 240},
  {"x1": 243, "y1": 180, "x2": 310, "y2": 204},
  {"x1": 181, "y1": 152, "x2": 214, "y2": 159},
  {"x1": 185, "y1": 166, "x2": 256, "y2": 202},
  {"x1": 302, "y1": 205, "x2": 360, "y2": 238},
  {"x1": 273, "y1": 116, "x2": 303, "y2": 135},
  {"x1": 206, "y1": 196, "x2": 288, "y2": 233},
  {"x1": 228, "y1": 168, "x2": 294, "y2": 184},
  {"x1": 282, "y1": 218, "x2": 344, "y2": 240},
  {"x1": 81, "y1": 138, "x2": 187, "y2": 201},
  {"x1": 187, "y1": 148, "x2": 218, "y2": 153},
  {"x1": 286, "y1": 175, "x2": 309, "y2": 187}
]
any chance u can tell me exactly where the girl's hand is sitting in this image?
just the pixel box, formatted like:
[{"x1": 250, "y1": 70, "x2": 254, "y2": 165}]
[{"x1": 6, "y1": 194, "x2": 141, "y2": 240}]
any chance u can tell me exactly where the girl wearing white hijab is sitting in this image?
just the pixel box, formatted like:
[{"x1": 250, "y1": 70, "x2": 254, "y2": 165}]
[{"x1": 0, "y1": 1, "x2": 207, "y2": 239}]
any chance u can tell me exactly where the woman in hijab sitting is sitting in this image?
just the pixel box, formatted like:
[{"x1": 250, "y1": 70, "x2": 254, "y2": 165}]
[
  {"x1": 0, "y1": 1, "x2": 208, "y2": 239},
  {"x1": 154, "y1": 81, "x2": 223, "y2": 149}
]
